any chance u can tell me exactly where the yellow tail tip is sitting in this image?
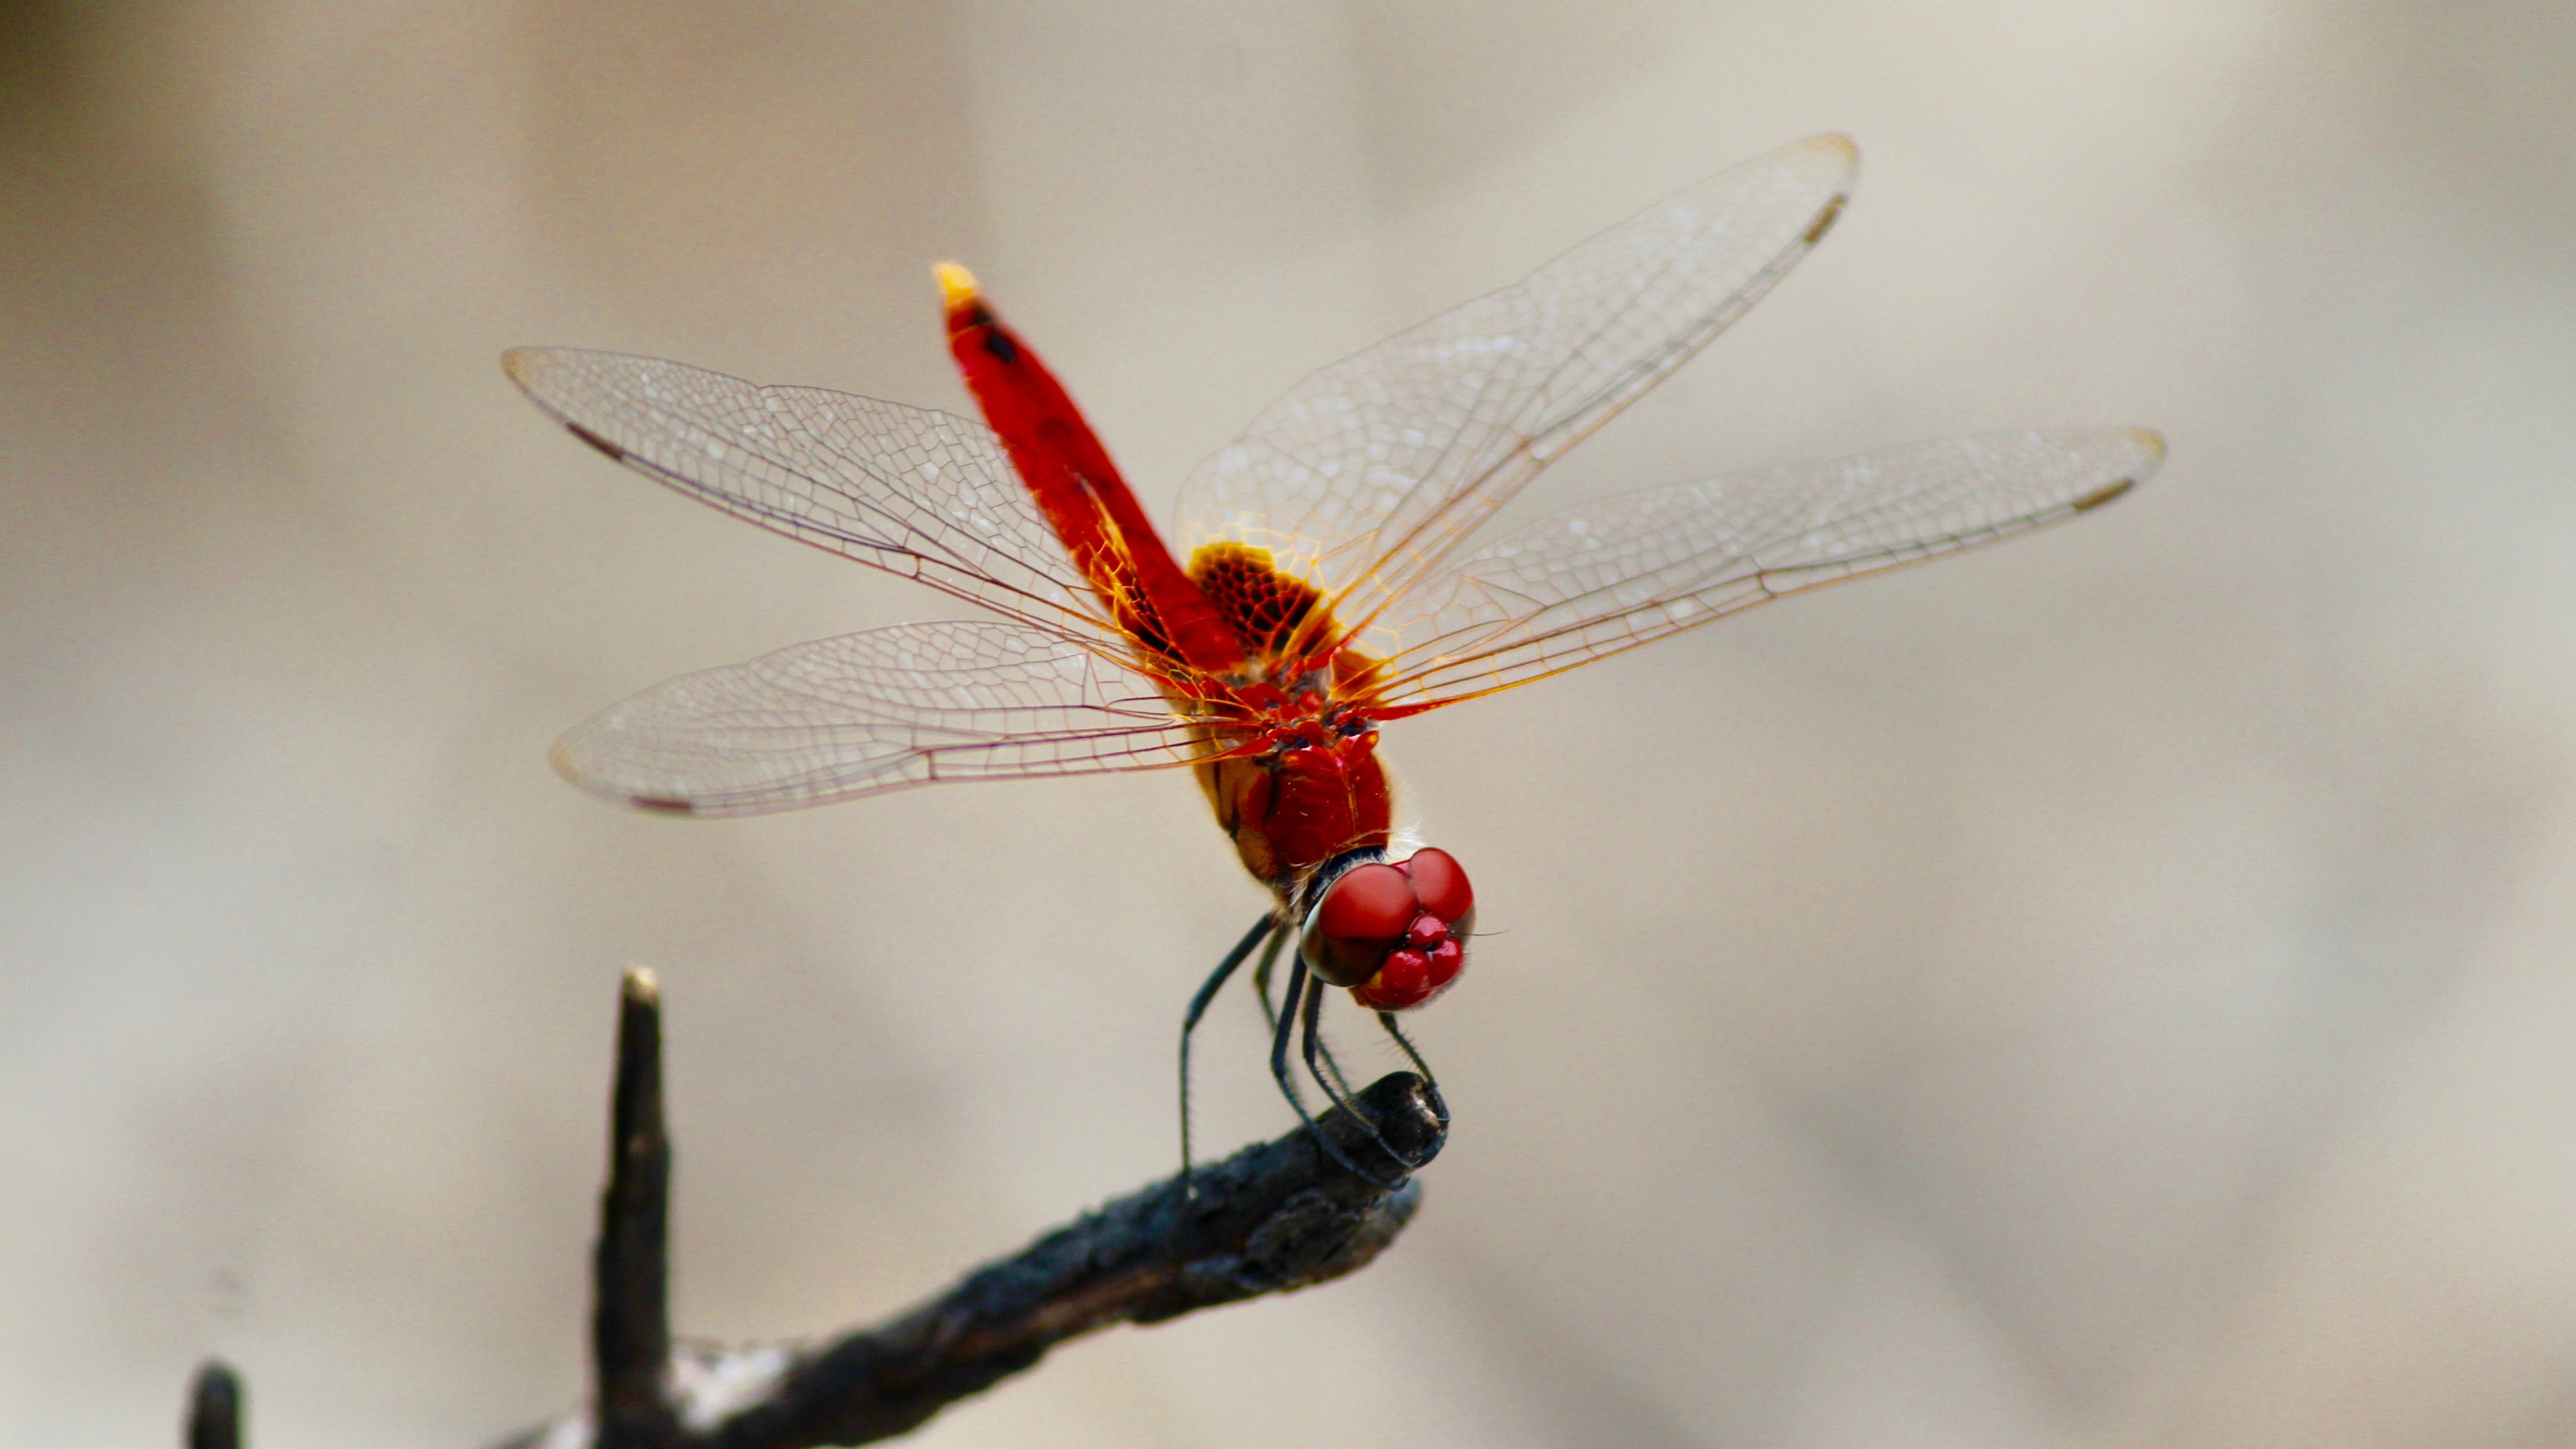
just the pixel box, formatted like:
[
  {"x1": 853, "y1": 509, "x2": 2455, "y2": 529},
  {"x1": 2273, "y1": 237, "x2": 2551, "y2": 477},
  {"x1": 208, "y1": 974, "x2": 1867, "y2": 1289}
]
[{"x1": 933, "y1": 261, "x2": 979, "y2": 309}]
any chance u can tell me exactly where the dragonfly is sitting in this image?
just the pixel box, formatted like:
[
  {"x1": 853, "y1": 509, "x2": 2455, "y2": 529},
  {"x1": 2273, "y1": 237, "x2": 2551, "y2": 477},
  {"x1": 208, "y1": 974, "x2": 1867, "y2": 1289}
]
[{"x1": 505, "y1": 133, "x2": 2163, "y2": 1184}]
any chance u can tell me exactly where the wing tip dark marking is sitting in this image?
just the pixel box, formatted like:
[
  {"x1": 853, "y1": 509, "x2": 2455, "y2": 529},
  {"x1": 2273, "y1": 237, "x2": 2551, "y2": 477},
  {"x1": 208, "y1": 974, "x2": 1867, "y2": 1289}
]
[
  {"x1": 567, "y1": 423, "x2": 629, "y2": 463},
  {"x1": 2071, "y1": 478, "x2": 2136, "y2": 513},
  {"x1": 1801, "y1": 193, "x2": 1849, "y2": 247},
  {"x1": 629, "y1": 794, "x2": 700, "y2": 815}
]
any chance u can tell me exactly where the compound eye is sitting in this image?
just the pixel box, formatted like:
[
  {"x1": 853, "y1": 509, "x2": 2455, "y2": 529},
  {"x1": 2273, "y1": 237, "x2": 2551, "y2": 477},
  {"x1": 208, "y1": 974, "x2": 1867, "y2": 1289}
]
[
  {"x1": 1403, "y1": 848, "x2": 1474, "y2": 934},
  {"x1": 1301, "y1": 862, "x2": 1416, "y2": 987}
]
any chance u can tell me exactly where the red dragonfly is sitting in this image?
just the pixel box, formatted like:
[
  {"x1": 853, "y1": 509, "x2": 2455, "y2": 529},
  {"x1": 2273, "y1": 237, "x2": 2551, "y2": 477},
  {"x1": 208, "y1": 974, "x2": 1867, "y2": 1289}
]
[{"x1": 506, "y1": 134, "x2": 2161, "y2": 1179}]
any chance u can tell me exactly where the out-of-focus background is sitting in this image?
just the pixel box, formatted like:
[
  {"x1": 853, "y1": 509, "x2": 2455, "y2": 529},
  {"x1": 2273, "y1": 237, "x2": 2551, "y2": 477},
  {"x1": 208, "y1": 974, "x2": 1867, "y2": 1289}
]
[{"x1": 7, "y1": 1, "x2": 2575, "y2": 1445}]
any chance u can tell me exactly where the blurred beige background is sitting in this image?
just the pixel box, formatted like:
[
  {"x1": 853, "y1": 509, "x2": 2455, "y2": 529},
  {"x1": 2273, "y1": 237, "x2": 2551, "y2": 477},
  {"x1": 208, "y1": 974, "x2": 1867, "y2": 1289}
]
[{"x1": 7, "y1": 1, "x2": 2576, "y2": 1445}]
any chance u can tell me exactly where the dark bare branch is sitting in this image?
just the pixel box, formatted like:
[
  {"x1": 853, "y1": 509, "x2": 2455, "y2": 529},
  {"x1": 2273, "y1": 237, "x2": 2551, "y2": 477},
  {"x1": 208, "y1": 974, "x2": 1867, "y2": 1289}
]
[
  {"x1": 492, "y1": 967, "x2": 1442, "y2": 1449},
  {"x1": 686, "y1": 1070, "x2": 1441, "y2": 1448},
  {"x1": 197, "y1": 970, "x2": 1442, "y2": 1449}
]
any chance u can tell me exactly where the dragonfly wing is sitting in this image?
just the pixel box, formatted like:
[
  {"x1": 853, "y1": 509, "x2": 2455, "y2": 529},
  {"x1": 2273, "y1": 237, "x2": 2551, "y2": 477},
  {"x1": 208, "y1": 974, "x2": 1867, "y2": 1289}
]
[
  {"x1": 1173, "y1": 133, "x2": 1858, "y2": 633},
  {"x1": 504, "y1": 348, "x2": 1114, "y2": 646},
  {"x1": 1371, "y1": 428, "x2": 2164, "y2": 708},
  {"x1": 553, "y1": 619, "x2": 1208, "y2": 816}
]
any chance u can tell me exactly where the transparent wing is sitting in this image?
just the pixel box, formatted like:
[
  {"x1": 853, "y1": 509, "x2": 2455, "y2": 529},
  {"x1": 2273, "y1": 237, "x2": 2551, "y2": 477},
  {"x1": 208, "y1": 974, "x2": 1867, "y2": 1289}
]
[
  {"x1": 1173, "y1": 133, "x2": 1858, "y2": 637},
  {"x1": 552, "y1": 620, "x2": 1209, "y2": 817},
  {"x1": 1368, "y1": 429, "x2": 2164, "y2": 710},
  {"x1": 504, "y1": 348, "x2": 1117, "y2": 647}
]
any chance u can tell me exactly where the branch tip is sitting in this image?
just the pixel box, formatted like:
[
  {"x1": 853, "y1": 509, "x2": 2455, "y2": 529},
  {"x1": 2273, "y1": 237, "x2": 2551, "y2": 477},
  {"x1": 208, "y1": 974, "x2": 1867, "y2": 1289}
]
[
  {"x1": 596, "y1": 969, "x2": 675, "y2": 1446},
  {"x1": 187, "y1": 1358, "x2": 243, "y2": 1449}
]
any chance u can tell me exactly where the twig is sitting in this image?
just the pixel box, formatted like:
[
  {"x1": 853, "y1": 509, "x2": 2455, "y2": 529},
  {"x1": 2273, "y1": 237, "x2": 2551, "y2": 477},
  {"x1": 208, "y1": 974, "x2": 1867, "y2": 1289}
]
[
  {"x1": 495, "y1": 969, "x2": 1444, "y2": 1449},
  {"x1": 595, "y1": 968, "x2": 680, "y2": 1448},
  {"x1": 186, "y1": 1360, "x2": 242, "y2": 1449}
]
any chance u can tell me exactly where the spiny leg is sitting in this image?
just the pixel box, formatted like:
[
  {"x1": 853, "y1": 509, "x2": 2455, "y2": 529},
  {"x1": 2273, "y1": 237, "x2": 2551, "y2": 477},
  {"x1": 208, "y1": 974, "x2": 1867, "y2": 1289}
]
[
  {"x1": 1250, "y1": 924, "x2": 1289, "y2": 1033},
  {"x1": 1376, "y1": 1011, "x2": 1450, "y2": 1129},
  {"x1": 1269, "y1": 957, "x2": 1395, "y2": 1186},
  {"x1": 1300, "y1": 973, "x2": 1413, "y2": 1173},
  {"x1": 1179, "y1": 913, "x2": 1278, "y2": 1196},
  {"x1": 1311, "y1": 1036, "x2": 1360, "y2": 1103},
  {"x1": 1253, "y1": 927, "x2": 1358, "y2": 1099}
]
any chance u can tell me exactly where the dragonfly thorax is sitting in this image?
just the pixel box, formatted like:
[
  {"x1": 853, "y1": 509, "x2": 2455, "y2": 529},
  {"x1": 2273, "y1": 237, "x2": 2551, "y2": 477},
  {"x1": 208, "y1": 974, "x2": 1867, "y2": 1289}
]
[{"x1": 1192, "y1": 713, "x2": 1391, "y2": 896}]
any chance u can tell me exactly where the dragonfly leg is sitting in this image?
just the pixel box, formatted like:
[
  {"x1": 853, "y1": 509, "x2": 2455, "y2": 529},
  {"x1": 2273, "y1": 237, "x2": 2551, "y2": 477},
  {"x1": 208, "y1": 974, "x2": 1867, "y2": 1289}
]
[
  {"x1": 1270, "y1": 957, "x2": 1395, "y2": 1187},
  {"x1": 1299, "y1": 976, "x2": 1415, "y2": 1177},
  {"x1": 1253, "y1": 928, "x2": 1357, "y2": 1098},
  {"x1": 1179, "y1": 913, "x2": 1279, "y2": 1198},
  {"x1": 1249, "y1": 923, "x2": 1289, "y2": 1033},
  {"x1": 1376, "y1": 1011, "x2": 1450, "y2": 1130}
]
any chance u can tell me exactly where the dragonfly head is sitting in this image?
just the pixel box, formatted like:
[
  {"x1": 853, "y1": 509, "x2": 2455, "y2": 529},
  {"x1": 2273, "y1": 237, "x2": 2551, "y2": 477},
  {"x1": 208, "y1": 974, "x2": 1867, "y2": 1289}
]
[{"x1": 1299, "y1": 847, "x2": 1474, "y2": 1012}]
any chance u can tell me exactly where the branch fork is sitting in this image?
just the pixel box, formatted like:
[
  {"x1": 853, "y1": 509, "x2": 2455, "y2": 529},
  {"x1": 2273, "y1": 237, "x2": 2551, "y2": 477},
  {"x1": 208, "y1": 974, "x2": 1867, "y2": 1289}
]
[{"x1": 182, "y1": 967, "x2": 1444, "y2": 1448}]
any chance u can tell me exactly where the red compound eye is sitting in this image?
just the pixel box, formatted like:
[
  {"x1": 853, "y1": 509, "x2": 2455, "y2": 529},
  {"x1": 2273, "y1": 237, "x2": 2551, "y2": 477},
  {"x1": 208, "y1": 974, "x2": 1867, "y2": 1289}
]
[
  {"x1": 1318, "y1": 863, "x2": 1416, "y2": 941},
  {"x1": 1301, "y1": 862, "x2": 1417, "y2": 987},
  {"x1": 1402, "y1": 847, "x2": 1474, "y2": 943}
]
